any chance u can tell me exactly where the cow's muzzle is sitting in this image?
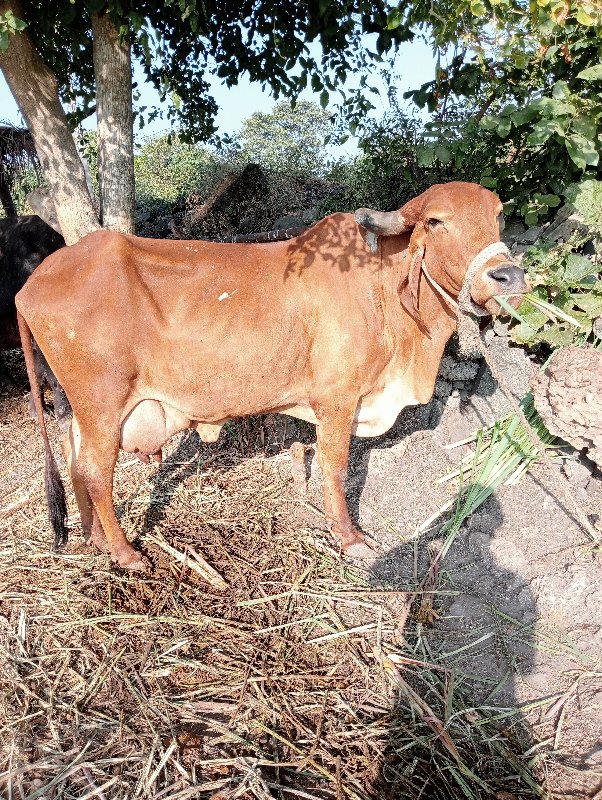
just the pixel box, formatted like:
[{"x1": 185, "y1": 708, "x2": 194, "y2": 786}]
[{"x1": 485, "y1": 263, "x2": 529, "y2": 295}]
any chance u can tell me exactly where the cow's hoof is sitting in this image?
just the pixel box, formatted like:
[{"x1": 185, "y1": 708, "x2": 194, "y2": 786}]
[
  {"x1": 116, "y1": 548, "x2": 146, "y2": 571},
  {"x1": 342, "y1": 539, "x2": 376, "y2": 560},
  {"x1": 87, "y1": 529, "x2": 112, "y2": 554}
]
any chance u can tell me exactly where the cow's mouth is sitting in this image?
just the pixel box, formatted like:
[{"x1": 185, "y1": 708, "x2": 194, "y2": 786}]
[
  {"x1": 481, "y1": 291, "x2": 527, "y2": 316},
  {"x1": 475, "y1": 263, "x2": 530, "y2": 316}
]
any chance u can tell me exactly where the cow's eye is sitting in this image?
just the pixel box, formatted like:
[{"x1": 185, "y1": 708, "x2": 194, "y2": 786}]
[{"x1": 427, "y1": 218, "x2": 443, "y2": 228}]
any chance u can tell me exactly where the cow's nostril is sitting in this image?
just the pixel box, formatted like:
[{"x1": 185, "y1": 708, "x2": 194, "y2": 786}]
[
  {"x1": 487, "y1": 264, "x2": 525, "y2": 285},
  {"x1": 491, "y1": 269, "x2": 510, "y2": 283}
]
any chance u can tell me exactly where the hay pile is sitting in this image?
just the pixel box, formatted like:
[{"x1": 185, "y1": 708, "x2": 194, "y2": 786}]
[{"x1": 1, "y1": 430, "x2": 542, "y2": 799}]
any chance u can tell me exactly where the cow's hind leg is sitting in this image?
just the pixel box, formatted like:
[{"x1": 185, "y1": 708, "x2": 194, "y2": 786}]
[
  {"x1": 62, "y1": 417, "x2": 110, "y2": 553},
  {"x1": 76, "y1": 421, "x2": 144, "y2": 570},
  {"x1": 313, "y1": 400, "x2": 372, "y2": 558}
]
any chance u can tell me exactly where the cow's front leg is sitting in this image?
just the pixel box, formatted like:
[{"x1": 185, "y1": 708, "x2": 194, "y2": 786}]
[{"x1": 313, "y1": 402, "x2": 370, "y2": 556}]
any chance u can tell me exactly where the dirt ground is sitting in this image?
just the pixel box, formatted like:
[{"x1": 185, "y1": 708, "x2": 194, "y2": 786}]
[{"x1": 1, "y1": 343, "x2": 601, "y2": 799}]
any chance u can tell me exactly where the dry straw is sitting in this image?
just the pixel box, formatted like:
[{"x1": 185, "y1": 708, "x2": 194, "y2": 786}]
[{"x1": 0, "y1": 427, "x2": 546, "y2": 799}]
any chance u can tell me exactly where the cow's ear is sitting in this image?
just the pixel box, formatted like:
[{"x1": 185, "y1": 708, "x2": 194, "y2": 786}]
[{"x1": 398, "y1": 225, "x2": 431, "y2": 337}]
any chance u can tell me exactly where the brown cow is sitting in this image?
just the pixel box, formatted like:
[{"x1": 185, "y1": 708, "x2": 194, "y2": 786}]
[{"x1": 16, "y1": 182, "x2": 527, "y2": 570}]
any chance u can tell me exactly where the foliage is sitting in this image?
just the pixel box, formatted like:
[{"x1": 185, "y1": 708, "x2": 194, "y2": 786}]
[
  {"x1": 501, "y1": 178, "x2": 602, "y2": 348},
  {"x1": 565, "y1": 177, "x2": 602, "y2": 229},
  {"x1": 508, "y1": 240, "x2": 602, "y2": 348},
  {"x1": 9, "y1": 0, "x2": 415, "y2": 141},
  {"x1": 134, "y1": 134, "x2": 225, "y2": 215},
  {"x1": 320, "y1": 106, "x2": 446, "y2": 214},
  {"x1": 233, "y1": 100, "x2": 333, "y2": 177},
  {"x1": 0, "y1": 6, "x2": 25, "y2": 51},
  {"x1": 403, "y1": 0, "x2": 602, "y2": 224},
  {"x1": 6, "y1": 165, "x2": 40, "y2": 214}
]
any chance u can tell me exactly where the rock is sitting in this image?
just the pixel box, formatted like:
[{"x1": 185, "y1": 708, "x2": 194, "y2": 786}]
[
  {"x1": 531, "y1": 347, "x2": 602, "y2": 468},
  {"x1": 562, "y1": 458, "x2": 593, "y2": 490},
  {"x1": 438, "y1": 354, "x2": 479, "y2": 382},
  {"x1": 509, "y1": 244, "x2": 529, "y2": 259},
  {"x1": 434, "y1": 378, "x2": 452, "y2": 399},
  {"x1": 502, "y1": 221, "x2": 527, "y2": 247},
  {"x1": 492, "y1": 318, "x2": 511, "y2": 338},
  {"x1": 521, "y1": 225, "x2": 544, "y2": 244},
  {"x1": 544, "y1": 204, "x2": 589, "y2": 242}
]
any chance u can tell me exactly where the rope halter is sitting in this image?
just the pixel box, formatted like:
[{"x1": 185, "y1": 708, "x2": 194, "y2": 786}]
[
  {"x1": 419, "y1": 240, "x2": 517, "y2": 355},
  {"x1": 420, "y1": 240, "x2": 514, "y2": 319}
]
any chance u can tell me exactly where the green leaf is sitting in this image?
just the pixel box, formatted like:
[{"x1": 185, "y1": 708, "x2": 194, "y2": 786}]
[
  {"x1": 417, "y1": 145, "x2": 435, "y2": 167},
  {"x1": 577, "y1": 65, "x2": 602, "y2": 81},
  {"x1": 511, "y1": 106, "x2": 539, "y2": 126},
  {"x1": 470, "y1": 0, "x2": 486, "y2": 15},
  {"x1": 552, "y1": 81, "x2": 571, "y2": 99},
  {"x1": 434, "y1": 144, "x2": 451, "y2": 163},
  {"x1": 481, "y1": 176, "x2": 498, "y2": 188},
  {"x1": 0, "y1": 30, "x2": 8, "y2": 52},
  {"x1": 539, "y1": 193, "x2": 561, "y2": 207},
  {"x1": 564, "y1": 253, "x2": 597, "y2": 283},
  {"x1": 535, "y1": 326, "x2": 577, "y2": 346},
  {"x1": 572, "y1": 293, "x2": 602, "y2": 316},
  {"x1": 511, "y1": 51, "x2": 528, "y2": 68},
  {"x1": 510, "y1": 322, "x2": 537, "y2": 344},
  {"x1": 576, "y1": 7, "x2": 597, "y2": 25},
  {"x1": 532, "y1": 97, "x2": 576, "y2": 118},
  {"x1": 565, "y1": 134, "x2": 599, "y2": 169},
  {"x1": 495, "y1": 117, "x2": 512, "y2": 137},
  {"x1": 527, "y1": 118, "x2": 563, "y2": 146},
  {"x1": 572, "y1": 116, "x2": 598, "y2": 140},
  {"x1": 516, "y1": 305, "x2": 548, "y2": 331},
  {"x1": 479, "y1": 114, "x2": 502, "y2": 131},
  {"x1": 319, "y1": 89, "x2": 329, "y2": 109},
  {"x1": 511, "y1": 321, "x2": 539, "y2": 343},
  {"x1": 386, "y1": 7, "x2": 403, "y2": 29}
]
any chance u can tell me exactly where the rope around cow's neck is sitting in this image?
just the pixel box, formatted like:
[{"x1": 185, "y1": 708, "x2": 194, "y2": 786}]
[{"x1": 422, "y1": 240, "x2": 600, "y2": 544}]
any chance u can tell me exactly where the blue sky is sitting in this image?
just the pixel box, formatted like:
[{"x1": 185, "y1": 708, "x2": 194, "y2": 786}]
[{"x1": 0, "y1": 35, "x2": 436, "y2": 143}]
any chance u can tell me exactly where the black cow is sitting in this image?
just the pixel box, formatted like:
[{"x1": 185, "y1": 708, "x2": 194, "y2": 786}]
[{"x1": 0, "y1": 215, "x2": 70, "y2": 421}]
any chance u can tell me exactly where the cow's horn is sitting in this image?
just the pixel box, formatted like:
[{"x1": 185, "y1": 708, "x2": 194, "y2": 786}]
[{"x1": 354, "y1": 208, "x2": 408, "y2": 236}]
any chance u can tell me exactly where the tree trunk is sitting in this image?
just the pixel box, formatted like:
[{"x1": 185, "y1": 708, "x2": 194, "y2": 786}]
[
  {"x1": 0, "y1": 0, "x2": 100, "y2": 245},
  {"x1": 91, "y1": 11, "x2": 135, "y2": 234}
]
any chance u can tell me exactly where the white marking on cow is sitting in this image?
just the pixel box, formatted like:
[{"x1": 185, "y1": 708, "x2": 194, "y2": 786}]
[
  {"x1": 67, "y1": 329, "x2": 76, "y2": 340},
  {"x1": 353, "y1": 376, "x2": 419, "y2": 437},
  {"x1": 280, "y1": 375, "x2": 419, "y2": 439},
  {"x1": 218, "y1": 289, "x2": 238, "y2": 301}
]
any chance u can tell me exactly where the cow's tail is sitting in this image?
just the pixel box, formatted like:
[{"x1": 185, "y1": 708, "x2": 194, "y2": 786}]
[{"x1": 17, "y1": 310, "x2": 68, "y2": 549}]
